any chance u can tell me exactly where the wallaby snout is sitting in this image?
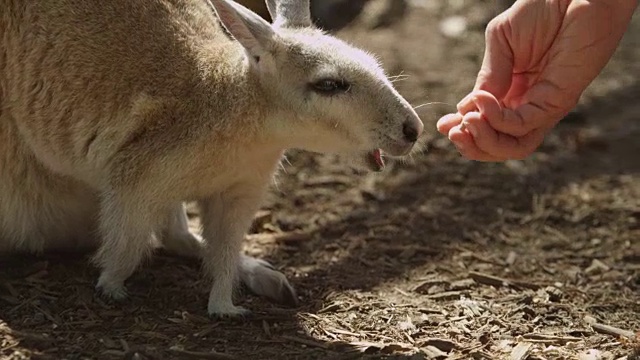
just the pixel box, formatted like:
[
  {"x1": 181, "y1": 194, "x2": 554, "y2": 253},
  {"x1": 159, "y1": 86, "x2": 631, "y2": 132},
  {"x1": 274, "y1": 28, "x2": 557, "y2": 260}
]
[
  {"x1": 403, "y1": 101, "x2": 425, "y2": 144},
  {"x1": 375, "y1": 95, "x2": 424, "y2": 159},
  {"x1": 403, "y1": 121, "x2": 420, "y2": 143},
  {"x1": 398, "y1": 105, "x2": 424, "y2": 148}
]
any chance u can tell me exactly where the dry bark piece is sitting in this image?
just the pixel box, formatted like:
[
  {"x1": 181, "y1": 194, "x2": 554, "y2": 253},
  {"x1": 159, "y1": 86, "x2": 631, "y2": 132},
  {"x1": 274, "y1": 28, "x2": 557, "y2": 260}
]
[
  {"x1": 281, "y1": 335, "x2": 328, "y2": 349},
  {"x1": 168, "y1": 347, "x2": 237, "y2": 360},
  {"x1": 469, "y1": 271, "x2": 542, "y2": 290},
  {"x1": 448, "y1": 278, "x2": 476, "y2": 291},
  {"x1": 584, "y1": 259, "x2": 610, "y2": 275},
  {"x1": 509, "y1": 342, "x2": 532, "y2": 360},
  {"x1": 418, "y1": 338, "x2": 459, "y2": 352},
  {"x1": 469, "y1": 271, "x2": 511, "y2": 287},
  {"x1": 350, "y1": 341, "x2": 414, "y2": 354},
  {"x1": 0, "y1": 327, "x2": 55, "y2": 345},
  {"x1": 520, "y1": 333, "x2": 582, "y2": 344},
  {"x1": 426, "y1": 290, "x2": 468, "y2": 301},
  {"x1": 584, "y1": 316, "x2": 636, "y2": 339},
  {"x1": 422, "y1": 345, "x2": 448, "y2": 359}
]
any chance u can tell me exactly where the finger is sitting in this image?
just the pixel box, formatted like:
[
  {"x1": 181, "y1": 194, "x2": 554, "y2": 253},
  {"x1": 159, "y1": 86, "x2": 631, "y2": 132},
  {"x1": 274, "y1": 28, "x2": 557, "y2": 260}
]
[
  {"x1": 448, "y1": 124, "x2": 506, "y2": 162},
  {"x1": 456, "y1": 93, "x2": 478, "y2": 115},
  {"x1": 492, "y1": 78, "x2": 576, "y2": 136},
  {"x1": 436, "y1": 113, "x2": 463, "y2": 135},
  {"x1": 473, "y1": 13, "x2": 515, "y2": 99},
  {"x1": 496, "y1": 99, "x2": 568, "y2": 137},
  {"x1": 463, "y1": 84, "x2": 569, "y2": 138},
  {"x1": 457, "y1": 90, "x2": 502, "y2": 121},
  {"x1": 462, "y1": 111, "x2": 546, "y2": 160}
]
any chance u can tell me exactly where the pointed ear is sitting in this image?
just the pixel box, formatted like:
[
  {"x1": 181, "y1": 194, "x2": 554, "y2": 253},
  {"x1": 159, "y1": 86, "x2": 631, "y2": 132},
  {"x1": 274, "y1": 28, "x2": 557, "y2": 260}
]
[
  {"x1": 265, "y1": 0, "x2": 312, "y2": 29},
  {"x1": 207, "y1": 0, "x2": 276, "y2": 59}
]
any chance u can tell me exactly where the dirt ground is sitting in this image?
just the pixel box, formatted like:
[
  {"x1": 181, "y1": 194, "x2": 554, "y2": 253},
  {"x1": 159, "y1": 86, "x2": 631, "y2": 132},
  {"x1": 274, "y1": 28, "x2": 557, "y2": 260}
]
[{"x1": 1, "y1": 1, "x2": 639, "y2": 359}]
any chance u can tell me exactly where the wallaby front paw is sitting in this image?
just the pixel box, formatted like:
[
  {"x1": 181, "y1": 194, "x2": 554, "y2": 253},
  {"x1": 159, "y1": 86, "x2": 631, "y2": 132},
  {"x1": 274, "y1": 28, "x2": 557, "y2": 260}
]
[
  {"x1": 240, "y1": 255, "x2": 298, "y2": 307},
  {"x1": 207, "y1": 302, "x2": 252, "y2": 318},
  {"x1": 96, "y1": 274, "x2": 129, "y2": 301}
]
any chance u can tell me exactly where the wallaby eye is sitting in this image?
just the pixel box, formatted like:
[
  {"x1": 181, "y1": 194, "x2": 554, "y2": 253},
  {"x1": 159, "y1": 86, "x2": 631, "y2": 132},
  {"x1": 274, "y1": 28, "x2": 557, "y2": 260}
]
[{"x1": 310, "y1": 79, "x2": 351, "y2": 95}]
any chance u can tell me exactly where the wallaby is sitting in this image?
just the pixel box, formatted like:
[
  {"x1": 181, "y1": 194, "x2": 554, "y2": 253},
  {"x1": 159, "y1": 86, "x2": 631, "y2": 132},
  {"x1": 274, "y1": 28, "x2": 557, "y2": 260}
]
[{"x1": 0, "y1": 0, "x2": 424, "y2": 316}]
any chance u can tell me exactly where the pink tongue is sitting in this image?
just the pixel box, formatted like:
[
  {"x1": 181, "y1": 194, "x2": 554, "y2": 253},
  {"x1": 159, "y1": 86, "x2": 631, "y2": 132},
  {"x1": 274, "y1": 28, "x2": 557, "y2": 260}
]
[{"x1": 373, "y1": 149, "x2": 384, "y2": 170}]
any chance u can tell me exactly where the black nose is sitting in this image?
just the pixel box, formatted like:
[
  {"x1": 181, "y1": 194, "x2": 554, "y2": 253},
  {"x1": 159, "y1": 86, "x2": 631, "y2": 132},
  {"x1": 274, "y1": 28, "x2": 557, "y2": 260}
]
[{"x1": 402, "y1": 122, "x2": 419, "y2": 143}]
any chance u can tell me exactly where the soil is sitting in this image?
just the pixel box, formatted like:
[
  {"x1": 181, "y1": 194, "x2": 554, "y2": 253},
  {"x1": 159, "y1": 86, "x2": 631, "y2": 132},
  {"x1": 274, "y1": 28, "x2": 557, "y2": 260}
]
[{"x1": 1, "y1": 1, "x2": 639, "y2": 359}]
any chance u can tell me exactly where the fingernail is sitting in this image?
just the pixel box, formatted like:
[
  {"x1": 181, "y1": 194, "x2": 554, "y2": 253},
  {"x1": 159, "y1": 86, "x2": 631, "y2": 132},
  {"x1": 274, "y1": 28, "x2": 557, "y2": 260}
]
[
  {"x1": 456, "y1": 94, "x2": 471, "y2": 109},
  {"x1": 464, "y1": 121, "x2": 477, "y2": 137}
]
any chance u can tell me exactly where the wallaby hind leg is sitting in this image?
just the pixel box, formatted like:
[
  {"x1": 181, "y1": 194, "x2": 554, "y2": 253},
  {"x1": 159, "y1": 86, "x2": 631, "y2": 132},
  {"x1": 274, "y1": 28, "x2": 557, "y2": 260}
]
[
  {"x1": 159, "y1": 203, "x2": 204, "y2": 258},
  {"x1": 162, "y1": 202, "x2": 297, "y2": 306},
  {"x1": 93, "y1": 191, "x2": 158, "y2": 300},
  {"x1": 239, "y1": 254, "x2": 298, "y2": 307}
]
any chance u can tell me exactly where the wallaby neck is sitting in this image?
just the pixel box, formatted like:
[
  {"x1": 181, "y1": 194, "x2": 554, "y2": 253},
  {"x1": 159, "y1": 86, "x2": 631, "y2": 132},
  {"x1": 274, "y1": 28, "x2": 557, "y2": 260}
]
[
  {"x1": 195, "y1": 46, "x2": 265, "y2": 127},
  {"x1": 189, "y1": 44, "x2": 295, "y2": 156}
]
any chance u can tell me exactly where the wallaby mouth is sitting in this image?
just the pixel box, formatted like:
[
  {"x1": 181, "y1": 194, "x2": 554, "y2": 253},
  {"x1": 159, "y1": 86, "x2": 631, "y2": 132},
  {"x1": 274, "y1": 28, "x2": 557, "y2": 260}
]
[{"x1": 365, "y1": 149, "x2": 385, "y2": 172}]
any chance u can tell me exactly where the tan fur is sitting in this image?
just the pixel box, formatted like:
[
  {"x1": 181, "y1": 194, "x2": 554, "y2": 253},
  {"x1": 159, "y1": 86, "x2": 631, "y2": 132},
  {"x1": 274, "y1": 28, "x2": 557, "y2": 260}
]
[{"x1": 0, "y1": 0, "x2": 423, "y2": 316}]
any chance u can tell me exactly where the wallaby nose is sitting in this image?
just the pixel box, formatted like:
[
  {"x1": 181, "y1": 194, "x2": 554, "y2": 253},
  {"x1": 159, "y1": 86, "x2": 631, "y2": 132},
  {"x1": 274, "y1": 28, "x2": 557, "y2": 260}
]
[{"x1": 402, "y1": 121, "x2": 420, "y2": 143}]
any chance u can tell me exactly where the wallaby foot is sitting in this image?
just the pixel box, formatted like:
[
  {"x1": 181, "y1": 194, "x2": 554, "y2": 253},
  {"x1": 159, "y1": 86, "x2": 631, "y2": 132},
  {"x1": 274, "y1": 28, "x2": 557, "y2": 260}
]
[
  {"x1": 92, "y1": 191, "x2": 156, "y2": 301},
  {"x1": 96, "y1": 272, "x2": 129, "y2": 300},
  {"x1": 160, "y1": 203, "x2": 204, "y2": 258},
  {"x1": 207, "y1": 301, "x2": 252, "y2": 318},
  {"x1": 239, "y1": 255, "x2": 298, "y2": 307}
]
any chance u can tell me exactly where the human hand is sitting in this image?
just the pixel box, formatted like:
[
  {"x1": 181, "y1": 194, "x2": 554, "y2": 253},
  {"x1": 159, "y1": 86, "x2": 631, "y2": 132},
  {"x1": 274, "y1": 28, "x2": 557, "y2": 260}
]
[{"x1": 437, "y1": 0, "x2": 638, "y2": 161}]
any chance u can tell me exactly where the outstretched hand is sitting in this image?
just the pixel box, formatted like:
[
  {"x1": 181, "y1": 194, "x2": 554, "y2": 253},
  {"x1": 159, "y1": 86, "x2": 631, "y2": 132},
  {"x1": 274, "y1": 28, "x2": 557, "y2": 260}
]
[{"x1": 437, "y1": 0, "x2": 637, "y2": 161}]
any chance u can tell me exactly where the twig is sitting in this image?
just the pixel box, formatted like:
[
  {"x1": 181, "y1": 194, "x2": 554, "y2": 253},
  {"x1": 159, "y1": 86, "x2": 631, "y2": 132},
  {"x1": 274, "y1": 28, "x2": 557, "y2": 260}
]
[
  {"x1": 425, "y1": 290, "x2": 467, "y2": 301},
  {"x1": 0, "y1": 328, "x2": 55, "y2": 345},
  {"x1": 469, "y1": 271, "x2": 541, "y2": 290},
  {"x1": 469, "y1": 271, "x2": 511, "y2": 287},
  {"x1": 169, "y1": 347, "x2": 237, "y2": 360},
  {"x1": 585, "y1": 316, "x2": 636, "y2": 339},
  {"x1": 520, "y1": 333, "x2": 582, "y2": 344},
  {"x1": 280, "y1": 335, "x2": 328, "y2": 349}
]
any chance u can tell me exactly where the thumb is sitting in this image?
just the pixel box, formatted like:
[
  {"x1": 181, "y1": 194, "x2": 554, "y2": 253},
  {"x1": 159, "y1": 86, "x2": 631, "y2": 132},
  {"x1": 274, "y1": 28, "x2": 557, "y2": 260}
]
[{"x1": 473, "y1": 14, "x2": 514, "y2": 99}]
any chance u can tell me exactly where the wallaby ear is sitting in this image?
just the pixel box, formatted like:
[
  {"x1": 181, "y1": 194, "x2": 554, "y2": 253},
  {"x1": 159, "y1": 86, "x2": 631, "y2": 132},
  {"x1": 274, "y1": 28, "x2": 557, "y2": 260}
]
[
  {"x1": 265, "y1": 0, "x2": 312, "y2": 29},
  {"x1": 207, "y1": 0, "x2": 276, "y2": 60}
]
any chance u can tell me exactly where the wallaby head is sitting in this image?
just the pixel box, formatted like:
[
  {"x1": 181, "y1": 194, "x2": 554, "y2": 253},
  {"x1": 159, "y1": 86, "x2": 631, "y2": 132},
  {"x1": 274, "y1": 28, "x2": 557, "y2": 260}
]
[{"x1": 209, "y1": 0, "x2": 424, "y2": 171}]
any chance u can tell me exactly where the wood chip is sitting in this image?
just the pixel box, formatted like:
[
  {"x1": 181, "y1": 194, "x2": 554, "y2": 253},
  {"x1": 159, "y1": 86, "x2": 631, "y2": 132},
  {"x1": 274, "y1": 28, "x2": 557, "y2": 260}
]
[
  {"x1": 425, "y1": 290, "x2": 467, "y2": 301},
  {"x1": 168, "y1": 347, "x2": 237, "y2": 360},
  {"x1": 350, "y1": 341, "x2": 413, "y2": 354},
  {"x1": 280, "y1": 335, "x2": 328, "y2": 349},
  {"x1": 469, "y1": 271, "x2": 511, "y2": 287},
  {"x1": 585, "y1": 259, "x2": 610, "y2": 275},
  {"x1": 510, "y1": 342, "x2": 532, "y2": 360},
  {"x1": 469, "y1": 271, "x2": 541, "y2": 290},
  {"x1": 521, "y1": 333, "x2": 582, "y2": 344},
  {"x1": 422, "y1": 345, "x2": 448, "y2": 358},
  {"x1": 448, "y1": 278, "x2": 476, "y2": 291},
  {"x1": 584, "y1": 316, "x2": 636, "y2": 339},
  {"x1": 0, "y1": 327, "x2": 55, "y2": 345},
  {"x1": 418, "y1": 338, "x2": 459, "y2": 352}
]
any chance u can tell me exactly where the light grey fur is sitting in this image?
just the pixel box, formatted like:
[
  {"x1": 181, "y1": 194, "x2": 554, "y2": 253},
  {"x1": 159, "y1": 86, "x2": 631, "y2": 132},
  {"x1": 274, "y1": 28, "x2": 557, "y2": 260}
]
[{"x1": 0, "y1": 0, "x2": 423, "y2": 316}]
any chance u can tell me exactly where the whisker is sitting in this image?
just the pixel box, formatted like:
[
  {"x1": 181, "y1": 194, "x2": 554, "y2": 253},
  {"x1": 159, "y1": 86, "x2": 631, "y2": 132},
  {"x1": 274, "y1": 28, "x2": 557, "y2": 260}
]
[
  {"x1": 388, "y1": 71, "x2": 410, "y2": 83},
  {"x1": 282, "y1": 155, "x2": 292, "y2": 167},
  {"x1": 413, "y1": 101, "x2": 454, "y2": 109}
]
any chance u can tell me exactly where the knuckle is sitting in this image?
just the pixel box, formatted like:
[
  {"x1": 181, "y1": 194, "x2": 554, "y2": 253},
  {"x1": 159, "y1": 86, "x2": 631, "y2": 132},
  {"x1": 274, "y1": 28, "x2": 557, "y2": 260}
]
[{"x1": 485, "y1": 15, "x2": 504, "y2": 36}]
